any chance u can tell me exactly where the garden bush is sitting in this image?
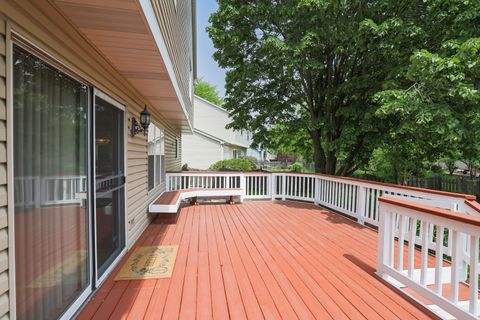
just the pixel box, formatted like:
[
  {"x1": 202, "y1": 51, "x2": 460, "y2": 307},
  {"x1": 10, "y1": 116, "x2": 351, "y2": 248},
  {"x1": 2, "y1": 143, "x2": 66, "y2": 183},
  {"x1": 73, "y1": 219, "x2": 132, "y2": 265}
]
[
  {"x1": 209, "y1": 158, "x2": 254, "y2": 171},
  {"x1": 289, "y1": 162, "x2": 304, "y2": 172}
]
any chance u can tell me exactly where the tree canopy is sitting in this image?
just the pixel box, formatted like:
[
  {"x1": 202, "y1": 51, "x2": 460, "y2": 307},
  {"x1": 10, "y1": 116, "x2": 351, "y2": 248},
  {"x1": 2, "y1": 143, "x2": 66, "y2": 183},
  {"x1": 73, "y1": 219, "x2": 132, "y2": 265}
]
[
  {"x1": 208, "y1": 0, "x2": 479, "y2": 175},
  {"x1": 374, "y1": 1, "x2": 480, "y2": 180},
  {"x1": 194, "y1": 79, "x2": 224, "y2": 106}
]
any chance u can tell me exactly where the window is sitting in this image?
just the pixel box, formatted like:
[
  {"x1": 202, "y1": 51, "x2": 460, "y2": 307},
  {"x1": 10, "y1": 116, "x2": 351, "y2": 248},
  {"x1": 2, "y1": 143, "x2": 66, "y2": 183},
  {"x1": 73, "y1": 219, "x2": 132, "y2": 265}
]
[{"x1": 148, "y1": 123, "x2": 165, "y2": 191}]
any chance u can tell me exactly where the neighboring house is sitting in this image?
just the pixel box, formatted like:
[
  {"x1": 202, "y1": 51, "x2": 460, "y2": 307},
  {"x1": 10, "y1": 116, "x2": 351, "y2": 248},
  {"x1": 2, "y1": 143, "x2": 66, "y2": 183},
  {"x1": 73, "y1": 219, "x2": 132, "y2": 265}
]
[
  {"x1": 182, "y1": 95, "x2": 264, "y2": 169},
  {"x1": 0, "y1": 1, "x2": 195, "y2": 319}
]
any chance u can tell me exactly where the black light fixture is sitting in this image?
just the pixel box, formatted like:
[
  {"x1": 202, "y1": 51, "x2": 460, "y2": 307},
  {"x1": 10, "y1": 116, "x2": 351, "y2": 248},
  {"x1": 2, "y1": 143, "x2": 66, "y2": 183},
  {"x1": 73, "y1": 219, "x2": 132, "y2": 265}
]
[{"x1": 131, "y1": 105, "x2": 151, "y2": 137}]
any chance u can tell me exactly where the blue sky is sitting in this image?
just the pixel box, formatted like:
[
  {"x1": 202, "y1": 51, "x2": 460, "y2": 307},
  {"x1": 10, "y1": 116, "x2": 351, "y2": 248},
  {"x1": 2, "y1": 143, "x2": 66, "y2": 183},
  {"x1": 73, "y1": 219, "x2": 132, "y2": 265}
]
[{"x1": 196, "y1": 0, "x2": 226, "y2": 96}]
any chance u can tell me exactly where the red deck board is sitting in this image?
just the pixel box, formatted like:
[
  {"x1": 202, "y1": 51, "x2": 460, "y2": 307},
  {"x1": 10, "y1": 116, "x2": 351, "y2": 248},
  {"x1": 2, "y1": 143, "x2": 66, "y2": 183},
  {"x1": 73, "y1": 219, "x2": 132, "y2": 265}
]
[
  {"x1": 78, "y1": 200, "x2": 441, "y2": 319},
  {"x1": 262, "y1": 201, "x2": 437, "y2": 319},
  {"x1": 249, "y1": 201, "x2": 418, "y2": 319}
]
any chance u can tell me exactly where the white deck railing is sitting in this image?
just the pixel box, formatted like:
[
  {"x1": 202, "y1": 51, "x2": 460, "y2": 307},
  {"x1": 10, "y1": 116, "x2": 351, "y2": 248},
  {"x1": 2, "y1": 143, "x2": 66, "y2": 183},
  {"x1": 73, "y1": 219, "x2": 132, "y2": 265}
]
[
  {"x1": 166, "y1": 170, "x2": 479, "y2": 319},
  {"x1": 166, "y1": 171, "x2": 477, "y2": 226},
  {"x1": 377, "y1": 196, "x2": 480, "y2": 319},
  {"x1": 14, "y1": 176, "x2": 87, "y2": 207}
]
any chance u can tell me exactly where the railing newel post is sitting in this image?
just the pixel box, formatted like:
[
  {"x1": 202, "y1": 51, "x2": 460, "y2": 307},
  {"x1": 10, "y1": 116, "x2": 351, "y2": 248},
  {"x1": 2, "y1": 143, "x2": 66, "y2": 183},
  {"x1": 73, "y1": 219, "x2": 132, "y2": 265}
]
[
  {"x1": 240, "y1": 173, "x2": 246, "y2": 202},
  {"x1": 451, "y1": 201, "x2": 469, "y2": 281},
  {"x1": 357, "y1": 185, "x2": 366, "y2": 225},
  {"x1": 376, "y1": 202, "x2": 391, "y2": 280},
  {"x1": 281, "y1": 174, "x2": 286, "y2": 201}
]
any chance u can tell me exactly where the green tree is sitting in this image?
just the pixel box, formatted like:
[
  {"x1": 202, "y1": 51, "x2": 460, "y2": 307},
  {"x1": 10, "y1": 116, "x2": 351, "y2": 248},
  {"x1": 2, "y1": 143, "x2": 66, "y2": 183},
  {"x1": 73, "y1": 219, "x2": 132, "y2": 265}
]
[
  {"x1": 375, "y1": 1, "x2": 480, "y2": 179},
  {"x1": 208, "y1": 1, "x2": 463, "y2": 175},
  {"x1": 268, "y1": 121, "x2": 313, "y2": 163},
  {"x1": 194, "y1": 80, "x2": 223, "y2": 106}
]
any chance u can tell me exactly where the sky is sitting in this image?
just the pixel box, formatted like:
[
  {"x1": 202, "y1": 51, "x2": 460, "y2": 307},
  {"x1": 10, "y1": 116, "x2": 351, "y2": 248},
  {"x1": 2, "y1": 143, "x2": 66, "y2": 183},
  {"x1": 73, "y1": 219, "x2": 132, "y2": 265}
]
[{"x1": 196, "y1": 0, "x2": 226, "y2": 96}]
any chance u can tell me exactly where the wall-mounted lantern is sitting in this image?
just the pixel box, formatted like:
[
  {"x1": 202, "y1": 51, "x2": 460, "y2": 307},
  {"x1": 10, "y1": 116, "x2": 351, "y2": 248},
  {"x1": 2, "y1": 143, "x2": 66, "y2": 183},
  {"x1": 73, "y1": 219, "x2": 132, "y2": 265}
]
[{"x1": 131, "y1": 105, "x2": 151, "y2": 137}]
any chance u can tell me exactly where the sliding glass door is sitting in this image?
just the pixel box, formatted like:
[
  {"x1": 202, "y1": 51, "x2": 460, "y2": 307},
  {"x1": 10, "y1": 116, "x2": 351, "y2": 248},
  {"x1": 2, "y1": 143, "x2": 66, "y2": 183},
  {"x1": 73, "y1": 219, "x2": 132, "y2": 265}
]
[
  {"x1": 13, "y1": 45, "x2": 127, "y2": 319},
  {"x1": 94, "y1": 93, "x2": 126, "y2": 280},
  {"x1": 13, "y1": 45, "x2": 91, "y2": 320}
]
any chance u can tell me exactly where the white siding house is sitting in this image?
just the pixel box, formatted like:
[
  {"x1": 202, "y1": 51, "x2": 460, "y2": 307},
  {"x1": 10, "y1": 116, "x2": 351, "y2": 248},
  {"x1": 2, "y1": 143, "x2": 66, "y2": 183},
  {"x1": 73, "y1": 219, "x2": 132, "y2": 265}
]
[{"x1": 182, "y1": 96, "x2": 262, "y2": 169}]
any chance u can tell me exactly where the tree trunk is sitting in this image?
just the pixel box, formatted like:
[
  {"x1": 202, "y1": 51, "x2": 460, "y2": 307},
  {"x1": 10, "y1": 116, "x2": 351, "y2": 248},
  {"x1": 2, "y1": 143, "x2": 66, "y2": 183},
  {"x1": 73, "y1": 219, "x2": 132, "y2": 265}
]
[
  {"x1": 310, "y1": 129, "x2": 326, "y2": 173},
  {"x1": 326, "y1": 151, "x2": 337, "y2": 175}
]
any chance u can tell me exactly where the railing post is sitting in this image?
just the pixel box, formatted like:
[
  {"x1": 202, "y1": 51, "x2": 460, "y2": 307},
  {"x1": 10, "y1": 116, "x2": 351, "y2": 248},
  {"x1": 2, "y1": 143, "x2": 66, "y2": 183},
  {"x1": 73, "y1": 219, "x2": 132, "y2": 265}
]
[
  {"x1": 314, "y1": 177, "x2": 319, "y2": 205},
  {"x1": 450, "y1": 201, "x2": 469, "y2": 282},
  {"x1": 357, "y1": 185, "x2": 366, "y2": 225},
  {"x1": 281, "y1": 174, "x2": 286, "y2": 201},
  {"x1": 377, "y1": 202, "x2": 392, "y2": 279},
  {"x1": 240, "y1": 174, "x2": 246, "y2": 202}
]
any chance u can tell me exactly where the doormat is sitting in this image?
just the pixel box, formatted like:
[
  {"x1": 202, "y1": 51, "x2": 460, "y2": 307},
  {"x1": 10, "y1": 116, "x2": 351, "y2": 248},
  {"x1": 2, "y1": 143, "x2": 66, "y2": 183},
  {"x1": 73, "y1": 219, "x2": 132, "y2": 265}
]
[{"x1": 115, "y1": 245, "x2": 178, "y2": 281}]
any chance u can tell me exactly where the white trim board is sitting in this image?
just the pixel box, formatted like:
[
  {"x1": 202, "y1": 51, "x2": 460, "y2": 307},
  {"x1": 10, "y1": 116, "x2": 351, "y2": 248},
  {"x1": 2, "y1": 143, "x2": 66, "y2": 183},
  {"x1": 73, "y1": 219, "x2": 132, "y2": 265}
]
[{"x1": 138, "y1": 0, "x2": 193, "y2": 133}]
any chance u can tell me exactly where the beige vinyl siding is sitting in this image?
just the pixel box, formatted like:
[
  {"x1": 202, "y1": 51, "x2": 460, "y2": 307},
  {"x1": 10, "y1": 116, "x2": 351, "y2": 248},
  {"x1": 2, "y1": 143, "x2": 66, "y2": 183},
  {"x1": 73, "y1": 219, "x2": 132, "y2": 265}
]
[
  {"x1": 152, "y1": 0, "x2": 194, "y2": 122},
  {"x1": 128, "y1": 118, "x2": 182, "y2": 246},
  {"x1": 0, "y1": 0, "x2": 183, "y2": 254},
  {"x1": 0, "y1": 15, "x2": 9, "y2": 319}
]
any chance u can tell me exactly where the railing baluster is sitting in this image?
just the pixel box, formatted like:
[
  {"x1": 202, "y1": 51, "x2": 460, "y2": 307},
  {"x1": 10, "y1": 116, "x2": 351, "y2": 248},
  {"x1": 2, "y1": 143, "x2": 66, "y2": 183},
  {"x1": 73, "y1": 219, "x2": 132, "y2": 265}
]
[
  {"x1": 469, "y1": 235, "x2": 479, "y2": 315},
  {"x1": 300, "y1": 177, "x2": 304, "y2": 198},
  {"x1": 408, "y1": 217, "x2": 416, "y2": 278},
  {"x1": 397, "y1": 215, "x2": 406, "y2": 272},
  {"x1": 451, "y1": 230, "x2": 461, "y2": 303},
  {"x1": 333, "y1": 182, "x2": 337, "y2": 206},
  {"x1": 420, "y1": 221, "x2": 430, "y2": 285},
  {"x1": 366, "y1": 188, "x2": 372, "y2": 221},
  {"x1": 389, "y1": 214, "x2": 395, "y2": 267},
  {"x1": 434, "y1": 226, "x2": 444, "y2": 295}
]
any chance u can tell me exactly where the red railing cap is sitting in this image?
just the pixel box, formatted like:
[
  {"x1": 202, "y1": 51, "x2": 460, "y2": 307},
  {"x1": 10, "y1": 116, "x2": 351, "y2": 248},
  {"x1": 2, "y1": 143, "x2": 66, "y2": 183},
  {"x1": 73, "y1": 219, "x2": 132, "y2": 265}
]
[
  {"x1": 379, "y1": 195, "x2": 480, "y2": 227},
  {"x1": 465, "y1": 199, "x2": 480, "y2": 213}
]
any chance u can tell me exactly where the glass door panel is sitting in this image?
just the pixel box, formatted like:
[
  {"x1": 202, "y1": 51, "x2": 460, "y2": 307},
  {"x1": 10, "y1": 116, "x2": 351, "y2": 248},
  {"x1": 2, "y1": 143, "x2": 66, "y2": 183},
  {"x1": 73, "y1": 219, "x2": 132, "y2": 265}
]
[
  {"x1": 13, "y1": 45, "x2": 90, "y2": 320},
  {"x1": 94, "y1": 95, "x2": 125, "y2": 279}
]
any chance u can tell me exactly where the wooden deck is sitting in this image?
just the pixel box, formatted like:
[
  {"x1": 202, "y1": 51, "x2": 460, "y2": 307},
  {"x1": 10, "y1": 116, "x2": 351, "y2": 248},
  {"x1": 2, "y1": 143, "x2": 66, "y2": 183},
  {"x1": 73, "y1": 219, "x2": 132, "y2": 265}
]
[{"x1": 78, "y1": 200, "x2": 438, "y2": 319}]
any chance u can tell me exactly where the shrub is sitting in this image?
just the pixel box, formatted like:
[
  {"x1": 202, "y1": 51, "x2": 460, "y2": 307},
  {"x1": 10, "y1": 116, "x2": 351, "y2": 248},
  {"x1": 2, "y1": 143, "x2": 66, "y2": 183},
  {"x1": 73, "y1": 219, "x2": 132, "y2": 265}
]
[
  {"x1": 429, "y1": 164, "x2": 444, "y2": 174},
  {"x1": 209, "y1": 158, "x2": 254, "y2": 171},
  {"x1": 289, "y1": 162, "x2": 304, "y2": 172},
  {"x1": 243, "y1": 156, "x2": 259, "y2": 168}
]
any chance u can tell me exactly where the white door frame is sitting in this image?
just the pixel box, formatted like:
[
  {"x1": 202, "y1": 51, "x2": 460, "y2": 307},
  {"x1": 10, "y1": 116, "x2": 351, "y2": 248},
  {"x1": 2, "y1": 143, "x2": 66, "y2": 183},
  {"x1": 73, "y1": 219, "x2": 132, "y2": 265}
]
[
  {"x1": 92, "y1": 88, "x2": 128, "y2": 287},
  {"x1": 7, "y1": 34, "x2": 95, "y2": 320}
]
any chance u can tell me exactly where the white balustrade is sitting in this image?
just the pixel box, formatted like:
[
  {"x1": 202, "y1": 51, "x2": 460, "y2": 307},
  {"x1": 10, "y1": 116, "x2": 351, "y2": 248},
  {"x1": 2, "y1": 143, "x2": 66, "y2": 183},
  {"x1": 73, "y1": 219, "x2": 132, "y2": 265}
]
[
  {"x1": 377, "y1": 196, "x2": 480, "y2": 319},
  {"x1": 166, "y1": 171, "x2": 476, "y2": 225},
  {"x1": 14, "y1": 176, "x2": 87, "y2": 207}
]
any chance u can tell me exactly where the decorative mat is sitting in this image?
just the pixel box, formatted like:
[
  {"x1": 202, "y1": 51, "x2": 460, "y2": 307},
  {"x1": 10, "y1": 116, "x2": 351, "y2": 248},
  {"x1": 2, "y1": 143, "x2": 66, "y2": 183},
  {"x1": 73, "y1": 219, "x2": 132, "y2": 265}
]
[{"x1": 115, "y1": 245, "x2": 178, "y2": 281}]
